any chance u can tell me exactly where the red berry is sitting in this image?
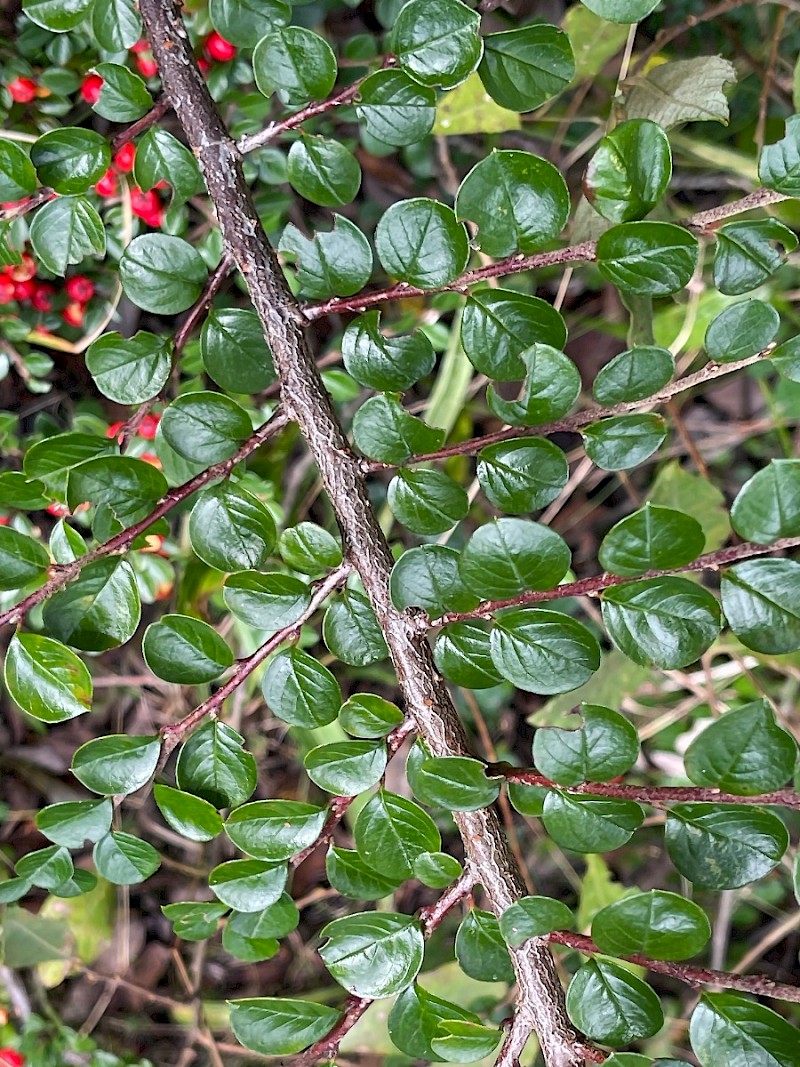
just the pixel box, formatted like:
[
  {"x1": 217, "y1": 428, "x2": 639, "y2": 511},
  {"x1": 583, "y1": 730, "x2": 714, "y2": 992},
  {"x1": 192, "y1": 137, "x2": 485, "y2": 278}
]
[
  {"x1": 131, "y1": 186, "x2": 163, "y2": 227},
  {"x1": 205, "y1": 31, "x2": 237, "y2": 62},
  {"x1": 8, "y1": 77, "x2": 36, "y2": 104},
  {"x1": 0, "y1": 277, "x2": 16, "y2": 304},
  {"x1": 138, "y1": 413, "x2": 161, "y2": 440},
  {"x1": 62, "y1": 301, "x2": 85, "y2": 328},
  {"x1": 11, "y1": 253, "x2": 36, "y2": 282},
  {"x1": 46, "y1": 502, "x2": 70, "y2": 517},
  {"x1": 0, "y1": 517, "x2": 8, "y2": 526},
  {"x1": 113, "y1": 141, "x2": 136, "y2": 173},
  {"x1": 130, "y1": 38, "x2": 149, "y2": 53},
  {"x1": 106, "y1": 421, "x2": 124, "y2": 440},
  {"x1": 65, "y1": 275, "x2": 95, "y2": 303},
  {"x1": 197, "y1": 58, "x2": 211, "y2": 75},
  {"x1": 13, "y1": 278, "x2": 35, "y2": 301},
  {"x1": 0, "y1": 1049, "x2": 24, "y2": 1066},
  {"x1": 136, "y1": 56, "x2": 158, "y2": 78},
  {"x1": 95, "y1": 168, "x2": 118, "y2": 198},
  {"x1": 80, "y1": 73, "x2": 103, "y2": 106},
  {"x1": 31, "y1": 282, "x2": 54, "y2": 312}
]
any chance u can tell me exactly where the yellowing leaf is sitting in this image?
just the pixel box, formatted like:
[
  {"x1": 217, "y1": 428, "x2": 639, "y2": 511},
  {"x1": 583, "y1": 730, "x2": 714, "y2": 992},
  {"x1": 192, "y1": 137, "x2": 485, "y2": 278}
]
[{"x1": 433, "y1": 72, "x2": 520, "y2": 136}]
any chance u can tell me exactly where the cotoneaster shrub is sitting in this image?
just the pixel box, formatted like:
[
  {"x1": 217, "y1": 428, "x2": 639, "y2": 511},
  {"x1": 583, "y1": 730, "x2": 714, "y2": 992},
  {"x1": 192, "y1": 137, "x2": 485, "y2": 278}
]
[{"x1": 1, "y1": 1, "x2": 800, "y2": 1065}]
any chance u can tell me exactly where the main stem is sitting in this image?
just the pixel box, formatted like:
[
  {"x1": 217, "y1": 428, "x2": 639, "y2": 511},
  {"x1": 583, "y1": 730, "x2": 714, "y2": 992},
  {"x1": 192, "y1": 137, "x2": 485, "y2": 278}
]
[{"x1": 137, "y1": 3, "x2": 585, "y2": 1064}]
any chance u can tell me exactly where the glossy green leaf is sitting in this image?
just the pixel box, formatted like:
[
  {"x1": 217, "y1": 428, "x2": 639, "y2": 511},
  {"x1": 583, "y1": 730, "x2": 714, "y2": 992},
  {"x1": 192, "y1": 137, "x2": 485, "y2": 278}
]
[
  {"x1": 413, "y1": 852, "x2": 463, "y2": 889},
  {"x1": 280, "y1": 215, "x2": 372, "y2": 300},
  {"x1": 388, "y1": 468, "x2": 469, "y2": 535},
  {"x1": 222, "y1": 923, "x2": 280, "y2": 963},
  {"x1": 323, "y1": 589, "x2": 389, "y2": 666},
  {"x1": 227, "y1": 895, "x2": 299, "y2": 940},
  {"x1": 391, "y1": 544, "x2": 476, "y2": 616},
  {"x1": 67, "y1": 456, "x2": 166, "y2": 527},
  {"x1": 460, "y1": 518, "x2": 571, "y2": 600},
  {"x1": 487, "y1": 345, "x2": 580, "y2": 428},
  {"x1": 200, "y1": 308, "x2": 275, "y2": 393},
  {"x1": 134, "y1": 127, "x2": 203, "y2": 207},
  {"x1": 0, "y1": 524, "x2": 50, "y2": 590},
  {"x1": 461, "y1": 289, "x2": 567, "y2": 381},
  {"x1": 354, "y1": 393, "x2": 444, "y2": 464},
  {"x1": 321, "y1": 912, "x2": 424, "y2": 998},
  {"x1": 354, "y1": 789, "x2": 440, "y2": 880},
  {"x1": 533, "y1": 704, "x2": 640, "y2": 786},
  {"x1": 0, "y1": 472, "x2": 49, "y2": 510},
  {"x1": 262, "y1": 646, "x2": 341, "y2": 728},
  {"x1": 342, "y1": 311, "x2": 435, "y2": 391},
  {"x1": 705, "y1": 299, "x2": 780, "y2": 363},
  {"x1": 339, "y1": 694, "x2": 404, "y2": 738},
  {"x1": 253, "y1": 27, "x2": 337, "y2": 107},
  {"x1": 93, "y1": 831, "x2": 160, "y2": 885},
  {"x1": 713, "y1": 219, "x2": 797, "y2": 296},
  {"x1": 375, "y1": 198, "x2": 470, "y2": 289},
  {"x1": 162, "y1": 901, "x2": 228, "y2": 942},
  {"x1": 499, "y1": 895, "x2": 574, "y2": 947},
  {"x1": 599, "y1": 504, "x2": 706, "y2": 577},
  {"x1": 304, "y1": 739, "x2": 387, "y2": 795},
  {"x1": 584, "y1": 413, "x2": 667, "y2": 471},
  {"x1": 731, "y1": 460, "x2": 800, "y2": 544},
  {"x1": 431, "y1": 1021, "x2": 502, "y2": 1063},
  {"x1": 154, "y1": 784, "x2": 223, "y2": 842},
  {"x1": 543, "y1": 791, "x2": 644, "y2": 852},
  {"x1": 566, "y1": 959, "x2": 663, "y2": 1046},
  {"x1": 279, "y1": 522, "x2": 341, "y2": 576},
  {"x1": 456, "y1": 150, "x2": 569, "y2": 257},
  {"x1": 602, "y1": 576, "x2": 721, "y2": 668},
  {"x1": 690, "y1": 992, "x2": 800, "y2": 1067},
  {"x1": 71, "y1": 734, "x2": 159, "y2": 796},
  {"x1": 490, "y1": 608, "x2": 601, "y2": 694},
  {"x1": 508, "y1": 783, "x2": 550, "y2": 816},
  {"x1": 31, "y1": 128, "x2": 109, "y2": 194},
  {"x1": 585, "y1": 119, "x2": 671, "y2": 222},
  {"x1": 479, "y1": 25, "x2": 574, "y2": 111},
  {"x1": 161, "y1": 390, "x2": 252, "y2": 465},
  {"x1": 209, "y1": 0, "x2": 289, "y2": 46},
  {"x1": 326, "y1": 845, "x2": 402, "y2": 899},
  {"x1": 120, "y1": 234, "x2": 208, "y2": 315},
  {"x1": 477, "y1": 438, "x2": 568, "y2": 514},
  {"x1": 91, "y1": 0, "x2": 141, "y2": 50},
  {"x1": 721, "y1": 559, "x2": 800, "y2": 654},
  {"x1": 357, "y1": 69, "x2": 436, "y2": 146},
  {"x1": 581, "y1": 0, "x2": 660, "y2": 20},
  {"x1": 229, "y1": 998, "x2": 341, "y2": 1057},
  {"x1": 86, "y1": 331, "x2": 172, "y2": 406},
  {"x1": 16, "y1": 845, "x2": 73, "y2": 890},
  {"x1": 209, "y1": 859, "x2": 287, "y2": 912},
  {"x1": 665, "y1": 804, "x2": 789, "y2": 888},
  {"x1": 29, "y1": 196, "x2": 105, "y2": 276},
  {"x1": 224, "y1": 571, "x2": 310, "y2": 631},
  {"x1": 760, "y1": 113, "x2": 800, "y2": 197},
  {"x1": 5, "y1": 633, "x2": 92, "y2": 724},
  {"x1": 175, "y1": 720, "x2": 257, "y2": 808},
  {"x1": 287, "y1": 136, "x2": 361, "y2": 208},
  {"x1": 684, "y1": 700, "x2": 797, "y2": 795},
  {"x1": 593, "y1": 346, "x2": 674, "y2": 405},
  {"x1": 189, "y1": 483, "x2": 276, "y2": 573},
  {"x1": 23, "y1": 0, "x2": 93, "y2": 30},
  {"x1": 413, "y1": 755, "x2": 500, "y2": 811},
  {"x1": 42, "y1": 558, "x2": 140, "y2": 652},
  {"x1": 143, "y1": 614, "x2": 233, "y2": 685},
  {"x1": 92, "y1": 62, "x2": 151, "y2": 122},
  {"x1": 455, "y1": 909, "x2": 514, "y2": 983},
  {"x1": 434, "y1": 621, "x2": 503, "y2": 688},
  {"x1": 35, "y1": 799, "x2": 112, "y2": 848},
  {"x1": 592, "y1": 890, "x2": 711, "y2": 960},
  {"x1": 392, "y1": 0, "x2": 481, "y2": 89},
  {"x1": 0, "y1": 139, "x2": 37, "y2": 202},
  {"x1": 225, "y1": 800, "x2": 326, "y2": 861},
  {"x1": 388, "y1": 983, "x2": 481, "y2": 1062},
  {"x1": 597, "y1": 222, "x2": 698, "y2": 296},
  {"x1": 24, "y1": 432, "x2": 115, "y2": 483}
]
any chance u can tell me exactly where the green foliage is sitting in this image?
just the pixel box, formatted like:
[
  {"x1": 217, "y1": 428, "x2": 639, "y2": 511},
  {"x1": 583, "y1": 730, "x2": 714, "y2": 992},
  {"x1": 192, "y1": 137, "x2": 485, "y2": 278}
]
[{"x1": 2, "y1": 3, "x2": 800, "y2": 1064}]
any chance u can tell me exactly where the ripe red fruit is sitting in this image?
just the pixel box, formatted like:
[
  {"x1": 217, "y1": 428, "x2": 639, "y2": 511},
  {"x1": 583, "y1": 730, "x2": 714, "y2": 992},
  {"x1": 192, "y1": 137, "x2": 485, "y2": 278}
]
[
  {"x1": 31, "y1": 283, "x2": 55, "y2": 312},
  {"x1": 13, "y1": 278, "x2": 35, "y2": 301},
  {"x1": 46, "y1": 502, "x2": 70, "y2": 518},
  {"x1": 65, "y1": 275, "x2": 95, "y2": 303},
  {"x1": 62, "y1": 301, "x2": 85, "y2": 328},
  {"x1": 130, "y1": 38, "x2": 149, "y2": 53},
  {"x1": 95, "y1": 168, "x2": 118, "y2": 198},
  {"x1": 0, "y1": 516, "x2": 9, "y2": 527},
  {"x1": 205, "y1": 31, "x2": 237, "y2": 62},
  {"x1": 0, "y1": 1048, "x2": 24, "y2": 1066},
  {"x1": 139, "y1": 413, "x2": 161, "y2": 440},
  {"x1": 136, "y1": 55, "x2": 158, "y2": 78},
  {"x1": 80, "y1": 73, "x2": 103, "y2": 105},
  {"x1": 197, "y1": 58, "x2": 211, "y2": 76},
  {"x1": 106, "y1": 421, "x2": 124, "y2": 439},
  {"x1": 0, "y1": 277, "x2": 16, "y2": 304},
  {"x1": 113, "y1": 141, "x2": 136, "y2": 172},
  {"x1": 8, "y1": 77, "x2": 36, "y2": 104},
  {"x1": 11, "y1": 253, "x2": 36, "y2": 282},
  {"x1": 131, "y1": 186, "x2": 163, "y2": 228}
]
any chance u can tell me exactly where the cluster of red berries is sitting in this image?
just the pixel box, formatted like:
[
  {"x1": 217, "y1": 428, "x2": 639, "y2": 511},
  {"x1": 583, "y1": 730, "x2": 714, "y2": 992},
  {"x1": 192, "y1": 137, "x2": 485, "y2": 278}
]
[
  {"x1": 107, "y1": 412, "x2": 161, "y2": 443},
  {"x1": 0, "y1": 252, "x2": 95, "y2": 329}
]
